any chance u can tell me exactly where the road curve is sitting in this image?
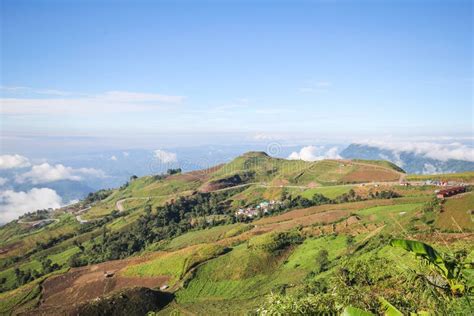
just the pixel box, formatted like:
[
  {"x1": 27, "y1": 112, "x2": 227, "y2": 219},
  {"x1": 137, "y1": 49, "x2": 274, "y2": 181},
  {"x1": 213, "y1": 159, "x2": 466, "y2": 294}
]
[
  {"x1": 18, "y1": 218, "x2": 60, "y2": 226},
  {"x1": 113, "y1": 180, "x2": 403, "y2": 213}
]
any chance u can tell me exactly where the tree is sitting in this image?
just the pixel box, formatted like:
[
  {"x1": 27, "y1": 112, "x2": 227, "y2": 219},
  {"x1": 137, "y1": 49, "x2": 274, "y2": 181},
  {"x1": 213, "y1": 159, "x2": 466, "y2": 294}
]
[
  {"x1": 315, "y1": 249, "x2": 330, "y2": 273},
  {"x1": 68, "y1": 253, "x2": 87, "y2": 268},
  {"x1": 167, "y1": 168, "x2": 182, "y2": 175},
  {"x1": 73, "y1": 240, "x2": 85, "y2": 252}
]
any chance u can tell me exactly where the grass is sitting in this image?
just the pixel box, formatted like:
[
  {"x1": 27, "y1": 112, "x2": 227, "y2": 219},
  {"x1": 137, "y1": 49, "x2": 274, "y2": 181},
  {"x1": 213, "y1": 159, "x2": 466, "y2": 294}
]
[
  {"x1": 157, "y1": 298, "x2": 263, "y2": 315},
  {"x1": 0, "y1": 245, "x2": 80, "y2": 291},
  {"x1": 351, "y1": 159, "x2": 405, "y2": 173},
  {"x1": 224, "y1": 224, "x2": 253, "y2": 238},
  {"x1": 175, "y1": 230, "x2": 310, "y2": 306},
  {"x1": 0, "y1": 269, "x2": 67, "y2": 315},
  {"x1": 406, "y1": 172, "x2": 474, "y2": 182},
  {"x1": 84, "y1": 176, "x2": 199, "y2": 219},
  {"x1": 47, "y1": 246, "x2": 81, "y2": 266},
  {"x1": 165, "y1": 224, "x2": 249, "y2": 251},
  {"x1": 230, "y1": 186, "x2": 268, "y2": 206},
  {"x1": 175, "y1": 243, "x2": 294, "y2": 303},
  {"x1": 0, "y1": 214, "x2": 79, "y2": 259},
  {"x1": 208, "y1": 152, "x2": 401, "y2": 187},
  {"x1": 0, "y1": 260, "x2": 42, "y2": 290},
  {"x1": 436, "y1": 192, "x2": 474, "y2": 231},
  {"x1": 356, "y1": 203, "x2": 424, "y2": 222},
  {"x1": 283, "y1": 235, "x2": 349, "y2": 270},
  {"x1": 0, "y1": 222, "x2": 34, "y2": 248},
  {"x1": 0, "y1": 154, "x2": 470, "y2": 315},
  {"x1": 0, "y1": 282, "x2": 41, "y2": 315},
  {"x1": 299, "y1": 185, "x2": 354, "y2": 199},
  {"x1": 121, "y1": 244, "x2": 225, "y2": 283}
]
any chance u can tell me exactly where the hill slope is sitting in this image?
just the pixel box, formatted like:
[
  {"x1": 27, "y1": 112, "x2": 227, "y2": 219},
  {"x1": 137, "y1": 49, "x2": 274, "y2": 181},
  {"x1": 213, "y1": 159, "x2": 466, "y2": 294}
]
[{"x1": 0, "y1": 152, "x2": 472, "y2": 315}]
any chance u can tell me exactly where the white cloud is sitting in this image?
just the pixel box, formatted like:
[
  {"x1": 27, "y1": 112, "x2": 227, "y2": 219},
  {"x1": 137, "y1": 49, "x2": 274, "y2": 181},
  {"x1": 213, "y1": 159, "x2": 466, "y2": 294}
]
[
  {"x1": 253, "y1": 133, "x2": 278, "y2": 141},
  {"x1": 1, "y1": 90, "x2": 186, "y2": 115},
  {"x1": 0, "y1": 188, "x2": 63, "y2": 223},
  {"x1": 101, "y1": 91, "x2": 184, "y2": 103},
  {"x1": 288, "y1": 146, "x2": 342, "y2": 161},
  {"x1": 110, "y1": 155, "x2": 118, "y2": 161},
  {"x1": 0, "y1": 154, "x2": 31, "y2": 169},
  {"x1": 357, "y1": 140, "x2": 474, "y2": 162},
  {"x1": 298, "y1": 80, "x2": 332, "y2": 93},
  {"x1": 0, "y1": 177, "x2": 7, "y2": 186},
  {"x1": 15, "y1": 163, "x2": 106, "y2": 184},
  {"x1": 378, "y1": 152, "x2": 404, "y2": 167},
  {"x1": 0, "y1": 85, "x2": 71, "y2": 96},
  {"x1": 154, "y1": 149, "x2": 178, "y2": 163},
  {"x1": 122, "y1": 152, "x2": 130, "y2": 157}
]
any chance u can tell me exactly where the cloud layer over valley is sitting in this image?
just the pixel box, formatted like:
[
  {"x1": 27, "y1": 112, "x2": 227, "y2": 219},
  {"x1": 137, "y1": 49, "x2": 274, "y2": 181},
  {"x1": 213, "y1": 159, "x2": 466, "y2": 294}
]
[
  {"x1": 355, "y1": 141, "x2": 474, "y2": 162},
  {"x1": 0, "y1": 154, "x2": 107, "y2": 223},
  {"x1": 0, "y1": 154, "x2": 31, "y2": 169},
  {"x1": 0, "y1": 188, "x2": 63, "y2": 223},
  {"x1": 15, "y1": 163, "x2": 106, "y2": 184}
]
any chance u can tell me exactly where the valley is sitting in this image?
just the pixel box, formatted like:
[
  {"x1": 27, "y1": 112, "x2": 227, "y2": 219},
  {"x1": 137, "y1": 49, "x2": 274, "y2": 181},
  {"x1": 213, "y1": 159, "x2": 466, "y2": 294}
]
[{"x1": 0, "y1": 152, "x2": 473, "y2": 315}]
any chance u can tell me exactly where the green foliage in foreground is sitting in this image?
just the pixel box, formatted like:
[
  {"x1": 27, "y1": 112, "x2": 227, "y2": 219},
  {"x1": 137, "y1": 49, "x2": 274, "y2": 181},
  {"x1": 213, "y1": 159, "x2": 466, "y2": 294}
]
[
  {"x1": 257, "y1": 239, "x2": 473, "y2": 315},
  {"x1": 390, "y1": 239, "x2": 473, "y2": 296}
]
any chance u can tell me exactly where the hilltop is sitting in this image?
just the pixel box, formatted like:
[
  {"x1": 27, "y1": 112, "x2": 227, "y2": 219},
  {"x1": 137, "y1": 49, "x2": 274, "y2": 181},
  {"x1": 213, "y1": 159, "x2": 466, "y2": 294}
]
[{"x1": 0, "y1": 152, "x2": 472, "y2": 315}]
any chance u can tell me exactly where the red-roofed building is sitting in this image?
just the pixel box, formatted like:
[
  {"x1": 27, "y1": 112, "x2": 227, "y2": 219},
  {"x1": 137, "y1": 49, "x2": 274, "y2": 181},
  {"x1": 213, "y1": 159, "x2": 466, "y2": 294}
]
[{"x1": 436, "y1": 186, "x2": 466, "y2": 199}]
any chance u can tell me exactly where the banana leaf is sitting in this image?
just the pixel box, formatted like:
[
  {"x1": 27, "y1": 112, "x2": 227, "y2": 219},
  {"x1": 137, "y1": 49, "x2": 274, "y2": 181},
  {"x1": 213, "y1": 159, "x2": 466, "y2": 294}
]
[{"x1": 341, "y1": 306, "x2": 375, "y2": 316}]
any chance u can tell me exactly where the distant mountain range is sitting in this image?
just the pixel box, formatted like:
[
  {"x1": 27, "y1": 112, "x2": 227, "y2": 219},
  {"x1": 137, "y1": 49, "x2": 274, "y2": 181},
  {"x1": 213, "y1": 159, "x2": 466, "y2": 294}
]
[
  {"x1": 2, "y1": 144, "x2": 472, "y2": 211},
  {"x1": 341, "y1": 144, "x2": 474, "y2": 174}
]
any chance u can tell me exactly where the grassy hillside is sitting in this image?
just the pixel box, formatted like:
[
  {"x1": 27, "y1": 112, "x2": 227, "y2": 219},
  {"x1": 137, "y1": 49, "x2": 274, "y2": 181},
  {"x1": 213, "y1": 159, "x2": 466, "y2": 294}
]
[
  {"x1": 406, "y1": 171, "x2": 474, "y2": 182},
  {"x1": 0, "y1": 152, "x2": 472, "y2": 315},
  {"x1": 122, "y1": 244, "x2": 225, "y2": 284},
  {"x1": 351, "y1": 159, "x2": 406, "y2": 173},
  {"x1": 205, "y1": 152, "x2": 402, "y2": 188},
  {"x1": 436, "y1": 191, "x2": 474, "y2": 231}
]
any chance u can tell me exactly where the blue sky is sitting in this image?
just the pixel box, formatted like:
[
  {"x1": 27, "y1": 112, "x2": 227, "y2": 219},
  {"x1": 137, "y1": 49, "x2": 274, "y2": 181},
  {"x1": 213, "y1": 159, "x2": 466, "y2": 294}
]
[{"x1": 1, "y1": 0, "x2": 473, "y2": 153}]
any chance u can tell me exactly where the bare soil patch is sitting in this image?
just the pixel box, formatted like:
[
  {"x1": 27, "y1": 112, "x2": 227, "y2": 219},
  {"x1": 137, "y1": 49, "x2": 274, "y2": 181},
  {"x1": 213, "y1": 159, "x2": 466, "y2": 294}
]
[
  {"x1": 271, "y1": 179, "x2": 290, "y2": 186},
  {"x1": 36, "y1": 254, "x2": 170, "y2": 315},
  {"x1": 170, "y1": 164, "x2": 223, "y2": 183},
  {"x1": 343, "y1": 169, "x2": 399, "y2": 182},
  {"x1": 0, "y1": 241, "x2": 23, "y2": 258}
]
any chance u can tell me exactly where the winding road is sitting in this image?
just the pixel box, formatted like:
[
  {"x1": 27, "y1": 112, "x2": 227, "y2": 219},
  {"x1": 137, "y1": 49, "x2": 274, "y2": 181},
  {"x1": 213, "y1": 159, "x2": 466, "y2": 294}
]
[
  {"x1": 18, "y1": 217, "x2": 60, "y2": 226},
  {"x1": 111, "y1": 180, "x2": 398, "y2": 215},
  {"x1": 74, "y1": 175, "x2": 412, "y2": 224}
]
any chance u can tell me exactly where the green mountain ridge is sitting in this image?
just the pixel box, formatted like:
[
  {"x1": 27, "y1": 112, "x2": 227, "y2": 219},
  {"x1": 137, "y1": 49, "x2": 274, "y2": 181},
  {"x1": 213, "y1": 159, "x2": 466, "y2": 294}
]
[{"x1": 0, "y1": 152, "x2": 472, "y2": 315}]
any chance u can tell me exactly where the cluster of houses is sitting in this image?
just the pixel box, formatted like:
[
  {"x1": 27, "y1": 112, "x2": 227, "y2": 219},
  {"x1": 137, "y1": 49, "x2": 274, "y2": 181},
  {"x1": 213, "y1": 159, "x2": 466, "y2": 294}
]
[{"x1": 235, "y1": 200, "x2": 282, "y2": 218}]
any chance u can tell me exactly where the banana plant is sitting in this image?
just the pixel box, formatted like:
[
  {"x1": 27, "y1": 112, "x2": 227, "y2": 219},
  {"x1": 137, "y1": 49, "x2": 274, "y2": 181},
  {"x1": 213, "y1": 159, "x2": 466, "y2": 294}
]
[
  {"x1": 343, "y1": 298, "x2": 430, "y2": 316},
  {"x1": 390, "y1": 239, "x2": 471, "y2": 296},
  {"x1": 342, "y1": 300, "x2": 403, "y2": 316},
  {"x1": 378, "y1": 297, "x2": 403, "y2": 316},
  {"x1": 342, "y1": 306, "x2": 375, "y2": 316}
]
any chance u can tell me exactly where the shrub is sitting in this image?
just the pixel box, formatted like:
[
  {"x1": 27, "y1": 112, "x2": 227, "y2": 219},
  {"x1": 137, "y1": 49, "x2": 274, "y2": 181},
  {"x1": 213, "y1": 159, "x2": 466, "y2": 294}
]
[{"x1": 248, "y1": 230, "x2": 303, "y2": 253}]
